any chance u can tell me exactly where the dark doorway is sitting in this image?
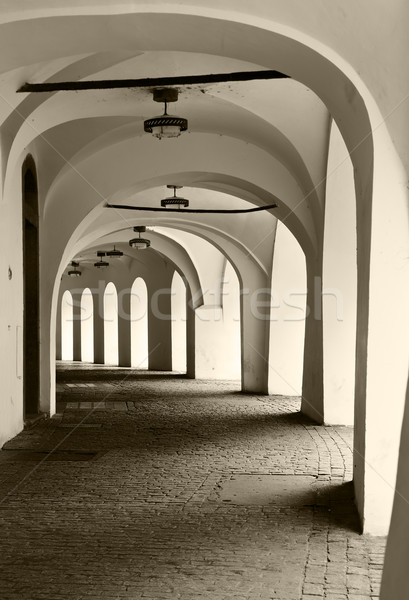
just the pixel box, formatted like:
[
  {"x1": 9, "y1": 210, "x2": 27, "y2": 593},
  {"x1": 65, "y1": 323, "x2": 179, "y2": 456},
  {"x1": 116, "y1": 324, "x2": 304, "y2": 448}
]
[{"x1": 22, "y1": 157, "x2": 40, "y2": 418}]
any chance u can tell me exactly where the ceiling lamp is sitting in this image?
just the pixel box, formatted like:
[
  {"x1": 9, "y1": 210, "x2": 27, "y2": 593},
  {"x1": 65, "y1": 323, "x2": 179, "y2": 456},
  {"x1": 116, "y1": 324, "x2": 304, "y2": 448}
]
[
  {"x1": 94, "y1": 251, "x2": 109, "y2": 269},
  {"x1": 144, "y1": 88, "x2": 188, "y2": 139},
  {"x1": 106, "y1": 245, "x2": 124, "y2": 258},
  {"x1": 129, "y1": 226, "x2": 151, "y2": 250},
  {"x1": 161, "y1": 185, "x2": 189, "y2": 208},
  {"x1": 68, "y1": 261, "x2": 82, "y2": 277}
]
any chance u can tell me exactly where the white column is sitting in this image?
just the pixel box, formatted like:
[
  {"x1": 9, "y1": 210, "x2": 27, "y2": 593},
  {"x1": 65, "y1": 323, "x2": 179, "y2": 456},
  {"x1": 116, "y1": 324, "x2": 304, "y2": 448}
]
[
  {"x1": 380, "y1": 395, "x2": 409, "y2": 599},
  {"x1": 354, "y1": 126, "x2": 409, "y2": 534},
  {"x1": 322, "y1": 121, "x2": 356, "y2": 425},
  {"x1": 269, "y1": 222, "x2": 306, "y2": 396}
]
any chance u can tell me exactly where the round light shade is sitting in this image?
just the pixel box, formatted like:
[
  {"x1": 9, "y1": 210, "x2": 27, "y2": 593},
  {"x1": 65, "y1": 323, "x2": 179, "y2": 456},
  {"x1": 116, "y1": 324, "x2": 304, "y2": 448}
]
[
  {"x1": 144, "y1": 90, "x2": 188, "y2": 139},
  {"x1": 144, "y1": 115, "x2": 188, "y2": 139},
  {"x1": 161, "y1": 184, "x2": 189, "y2": 208},
  {"x1": 129, "y1": 237, "x2": 151, "y2": 250},
  {"x1": 161, "y1": 197, "x2": 189, "y2": 208},
  {"x1": 94, "y1": 259, "x2": 109, "y2": 268},
  {"x1": 129, "y1": 225, "x2": 151, "y2": 250},
  {"x1": 106, "y1": 245, "x2": 123, "y2": 258},
  {"x1": 68, "y1": 260, "x2": 81, "y2": 276}
]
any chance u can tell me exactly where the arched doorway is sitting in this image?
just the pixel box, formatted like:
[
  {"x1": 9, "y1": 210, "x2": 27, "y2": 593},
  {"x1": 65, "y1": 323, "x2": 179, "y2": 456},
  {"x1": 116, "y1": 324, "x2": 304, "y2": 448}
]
[
  {"x1": 171, "y1": 271, "x2": 187, "y2": 373},
  {"x1": 81, "y1": 288, "x2": 94, "y2": 363},
  {"x1": 61, "y1": 290, "x2": 73, "y2": 360},
  {"x1": 104, "y1": 282, "x2": 119, "y2": 366},
  {"x1": 131, "y1": 277, "x2": 148, "y2": 369},
  {"x1": 22, "y1": 156, "x2": 39, "y2": 417}
]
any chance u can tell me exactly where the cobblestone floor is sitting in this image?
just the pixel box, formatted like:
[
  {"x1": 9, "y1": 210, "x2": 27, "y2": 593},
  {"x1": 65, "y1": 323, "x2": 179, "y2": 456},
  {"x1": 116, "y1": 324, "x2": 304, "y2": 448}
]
[{"x1": 0, "y1": 363, "x2": 386, "y2": 600}]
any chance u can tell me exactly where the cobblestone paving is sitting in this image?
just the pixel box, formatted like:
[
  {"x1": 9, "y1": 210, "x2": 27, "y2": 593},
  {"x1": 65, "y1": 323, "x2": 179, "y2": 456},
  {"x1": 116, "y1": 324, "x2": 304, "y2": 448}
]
[{"x1": 0, "y1": 363, "x2": 386, "y2": 600}]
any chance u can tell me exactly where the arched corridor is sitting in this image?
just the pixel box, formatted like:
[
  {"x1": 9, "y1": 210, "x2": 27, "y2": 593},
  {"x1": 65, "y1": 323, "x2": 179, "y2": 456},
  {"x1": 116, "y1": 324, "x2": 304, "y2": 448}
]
[
  {"x1": 0, "y1": 3, "x2": 408, "y2": 598},
  {"x1": 0, "y1": 363, "x2": 385, "y2": 600}
]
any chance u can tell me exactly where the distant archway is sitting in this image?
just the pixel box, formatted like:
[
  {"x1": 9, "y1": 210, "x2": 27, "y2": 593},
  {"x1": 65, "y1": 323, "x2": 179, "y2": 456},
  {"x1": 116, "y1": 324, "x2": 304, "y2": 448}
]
[
  {"x1": 171, "y1": 271, "x2": 187, "y2": 373},
  {"x1": 131, "y1": 277, "x2": 148, "y2": 369},
  {"x1": 104, "y1": 282, "x2": 118, "y2": 365},
  {"x1": 22, "y1": 156, "x2": 39, "y2": 417},
  {"x1": 61, "y1": 290, "x2": 73, "y2": 361},
  {"x1": 81, "y1": 288, "x2": 94, "y2": 363}
]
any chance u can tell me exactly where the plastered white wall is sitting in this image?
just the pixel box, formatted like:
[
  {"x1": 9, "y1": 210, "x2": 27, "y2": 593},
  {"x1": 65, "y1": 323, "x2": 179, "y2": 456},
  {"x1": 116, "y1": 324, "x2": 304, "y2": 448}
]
[{"x1": 0, "y1": 159, "x2": 24, "y2": 448}]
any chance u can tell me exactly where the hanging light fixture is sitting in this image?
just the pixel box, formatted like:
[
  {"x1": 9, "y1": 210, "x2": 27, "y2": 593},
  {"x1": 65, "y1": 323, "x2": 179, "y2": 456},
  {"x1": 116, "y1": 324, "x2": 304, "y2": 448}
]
[
  {"x1": 94, "y1": 251, "x2": 109, "y2": 268},
  {"x1": 144, "y1": 88, "x2": 188, "y2": 139},
  {"x1": 129, "y1": 226, "x2": 151, "y2": 250},
  {"x1": 106, "y1": 245, "x2": 124, "y2": 258},
  {"x1": 68, "y1": 261, "x2": 82, "y2": 277},
  {"x1": 161, "y1": 185, "x2": 189, "y2": 208}
]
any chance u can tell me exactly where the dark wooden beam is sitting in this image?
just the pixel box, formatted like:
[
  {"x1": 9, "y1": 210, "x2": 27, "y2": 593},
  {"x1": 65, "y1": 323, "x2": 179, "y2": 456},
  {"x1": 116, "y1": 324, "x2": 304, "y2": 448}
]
[
  {"x1": 17, "y1": 70, "x2": 289, "y2": 93},
  {"x1": 105, "y1": 203, "x2": 277, "y2": 214}
]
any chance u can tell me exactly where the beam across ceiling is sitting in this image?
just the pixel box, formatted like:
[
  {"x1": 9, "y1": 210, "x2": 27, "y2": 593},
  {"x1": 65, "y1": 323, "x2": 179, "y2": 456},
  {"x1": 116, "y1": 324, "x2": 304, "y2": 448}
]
[
  {"x1": 105, "y1": 203, "x2": 277, "y2": 214},
  {"x1": 17, "y1": 70, "x2": 289, "y2": 93}
]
